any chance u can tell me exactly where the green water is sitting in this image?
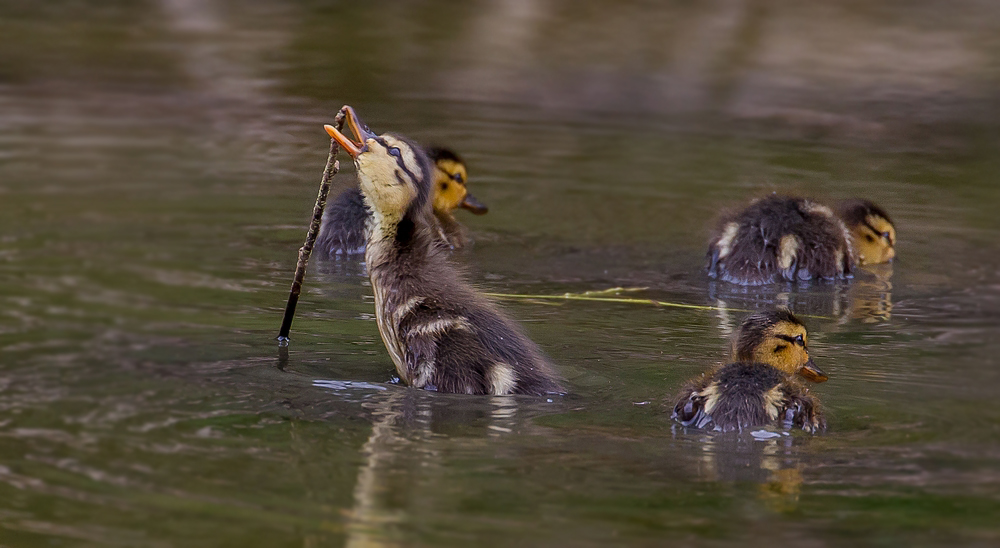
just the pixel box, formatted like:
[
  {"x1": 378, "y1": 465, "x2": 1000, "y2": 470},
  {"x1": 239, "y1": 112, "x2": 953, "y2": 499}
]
[{"x1": 2, "y1": 1, "x2": 1000, "y2": 546}]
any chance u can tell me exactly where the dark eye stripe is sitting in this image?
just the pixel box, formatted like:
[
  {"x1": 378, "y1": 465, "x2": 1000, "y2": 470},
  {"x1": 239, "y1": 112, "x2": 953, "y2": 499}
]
[
  {"x1": 863, "y1": 220, "x2": 893, "y2": 245},
  {"x1": 776, "y1": 334, "x2": 805, "y2": 347},
  {"x1": 376, "y1": 137, "x2": 420, "y2": 183}
]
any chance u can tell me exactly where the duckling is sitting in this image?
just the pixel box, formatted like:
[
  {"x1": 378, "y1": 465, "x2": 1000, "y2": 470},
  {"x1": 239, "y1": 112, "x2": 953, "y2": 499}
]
[
  {"x1": 325, "y1": 106, "x2": 562, "y2": 396},
  {"x1": 835, "y1": 199, "x2": 896, "y2": 266},
  {"x1": 673, "y1": 309, "x2": 828, "y2": 433},
  {"x1": 426, "y1": 146, "x2": 488, "y2": 249},
  {"x1": 706, "y1": 195, "x2": 896, "y2": 285},
  {"x1": 315, "y1": 146, "x2": 487, "y2": 258}
]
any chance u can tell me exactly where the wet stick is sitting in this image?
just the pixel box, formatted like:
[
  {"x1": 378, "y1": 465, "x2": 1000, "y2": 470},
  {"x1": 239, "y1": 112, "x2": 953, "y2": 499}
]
[{"x1": 277, "y1": 110, "x2": 346, "y2": 344}]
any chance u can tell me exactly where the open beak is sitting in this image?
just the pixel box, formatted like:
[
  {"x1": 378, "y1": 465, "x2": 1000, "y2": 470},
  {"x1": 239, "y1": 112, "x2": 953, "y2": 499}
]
[
  {"x1": 460, "y1": 193, "x2": 489, "y2": 215},
  {"x1": 797, "y1": 359, "x2": 828, "y2": 383},
  {"x1": 324, "y1": 105, "x2": 377, "y2": 159}
]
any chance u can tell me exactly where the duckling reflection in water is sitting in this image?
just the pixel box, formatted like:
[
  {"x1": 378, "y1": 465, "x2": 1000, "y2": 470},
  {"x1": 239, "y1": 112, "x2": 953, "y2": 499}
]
[
  {"x1": 673, "y1": 309, "x2": 828, "y2": 433},
  {"x1": 325, "y1": 106, "x2": 563, "y2": 396},
  {"x1": 707, "y1": 195, "x2": 896, "y2": 285},
  {"x1": 316, "y1": 146, "x2": 487, "y2": 258}
]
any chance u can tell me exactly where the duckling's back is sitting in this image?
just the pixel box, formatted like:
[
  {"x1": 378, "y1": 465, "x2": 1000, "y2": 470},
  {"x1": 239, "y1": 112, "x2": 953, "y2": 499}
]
[
  {"x1": 674, "y1": 362, "x2": 822, "y2": 432},
  {"x1": 315, "y1": 187, "x2": 369, "y2": 258},
  {"x1": 707, "y1": 196, "x2": 852, "y2": 285}
]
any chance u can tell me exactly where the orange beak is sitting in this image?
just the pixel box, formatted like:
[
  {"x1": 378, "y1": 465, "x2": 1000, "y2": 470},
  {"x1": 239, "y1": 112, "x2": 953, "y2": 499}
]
[
  {"x1": 797, "y1": 358, "x2": 828, "y2": 383},
  {"x1": 324, "y1": 105, "x2": 377, "y2": 159}
]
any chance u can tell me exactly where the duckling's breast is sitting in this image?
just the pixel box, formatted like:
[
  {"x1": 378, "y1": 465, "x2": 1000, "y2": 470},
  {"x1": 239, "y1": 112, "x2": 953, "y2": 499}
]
[{"x1": 367, "y1": 247, "x2": 409, "y2": 381}]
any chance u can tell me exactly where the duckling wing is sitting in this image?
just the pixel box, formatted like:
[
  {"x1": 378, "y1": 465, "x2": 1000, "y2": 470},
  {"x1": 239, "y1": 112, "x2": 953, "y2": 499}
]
[
  {"x1": 394, "y1": 292, "x2": 562, "y2": 396},
  {"x1": 396, "y1": 297, "x2": 490, "y2": 394},
  {"x1": 673, "y1": 363, "x2": 786, "y2": 432},
  {"x1": 672, "y1": 374, "x2": 717, "y2": 429}
]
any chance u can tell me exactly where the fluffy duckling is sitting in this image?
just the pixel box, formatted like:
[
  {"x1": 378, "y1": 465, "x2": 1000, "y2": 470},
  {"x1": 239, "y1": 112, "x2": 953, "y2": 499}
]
[
  {"x1": 315, "y1": 147, "x2": 488, "y2": 258},
  {"x1": 325, "y1": 106, "x2": 562, "y2": 396},
  {"x1": 706, "y1": 195, "x2": 896, "y2": 285},
  {"x1": 673, "y1": 309, "x2": 828, "y2": 433}
]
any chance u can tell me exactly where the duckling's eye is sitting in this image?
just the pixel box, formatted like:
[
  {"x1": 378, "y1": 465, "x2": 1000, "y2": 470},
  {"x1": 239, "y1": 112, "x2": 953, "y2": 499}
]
[
  {"x1": 794, "y1": 334, "x2": 804, "y2": 346},
  {"x1": 774, "y1": 344, "x2": 788, "y2": 353},
  {"x1": 388, "y1": 147, "x2": 402, "y2": 158},
  {"x1": 451, "y1": 173, "x2": 464, "y2": 183},
  {"x1": 882, "y1": 231, "x2": 892, "y2": 242}
]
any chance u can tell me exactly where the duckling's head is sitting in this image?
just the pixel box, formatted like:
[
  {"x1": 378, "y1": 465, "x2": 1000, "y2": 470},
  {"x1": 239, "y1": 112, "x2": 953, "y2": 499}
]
[
  {"x1": 837, "y1": 199, "x2": 896, "y2": 265},
  {"x1": 427, "y1": 147, "x2": 488, "y2": 216},
  {"x1": 733, "y1": 310, "x2": 828, "y2": 383},
  {"x1": 326, "y1": 107, "x2": 433, "y2": 228}
]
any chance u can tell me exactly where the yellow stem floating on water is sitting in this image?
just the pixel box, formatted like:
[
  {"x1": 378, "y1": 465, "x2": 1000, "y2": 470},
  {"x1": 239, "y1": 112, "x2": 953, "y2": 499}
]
[
  {"x1": 484, "y1": 287, "x2": 831, "y2": 318},
  {"x1": 484, "y1": 286, "x2": 722, "y2": 311}
]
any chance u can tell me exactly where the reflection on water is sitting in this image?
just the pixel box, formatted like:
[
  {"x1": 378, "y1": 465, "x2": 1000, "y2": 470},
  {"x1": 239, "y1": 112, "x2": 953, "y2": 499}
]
[
  {"x1": 708, "y1": 266, "x2": 895, "y2": 332},
  {"x1": 1, "y1": 0, "x2": 1000, "y2": 545},
  {"x1": 683, "y1": 431, "x2": 807, "y2": 512},
  {"x1": 338, "y1": 390, "x2": 545, "y2": 548}
]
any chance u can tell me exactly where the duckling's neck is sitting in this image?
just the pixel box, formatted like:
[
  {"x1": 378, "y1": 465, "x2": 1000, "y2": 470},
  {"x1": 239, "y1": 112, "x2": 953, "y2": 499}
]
[
  {"x1": 364, "y1": 207, "x2": 435, "y2": 380},
  {"x1": 365, "y1": 208, "x2": 405, "y2": 247},
  {"x1": 364, "y1": 205, "x2": 434, "y2": 275}
]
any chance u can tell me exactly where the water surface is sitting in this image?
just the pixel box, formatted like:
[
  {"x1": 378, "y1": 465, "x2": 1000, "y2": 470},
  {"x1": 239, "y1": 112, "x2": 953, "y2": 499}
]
[{"x1": 1, "y1": 1, "x2": 999, "y2": 546}]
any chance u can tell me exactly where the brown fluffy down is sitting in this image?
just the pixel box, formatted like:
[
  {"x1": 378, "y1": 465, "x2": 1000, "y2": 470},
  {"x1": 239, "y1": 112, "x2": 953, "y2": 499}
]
[
  {"x1": 707, "y1": 195, "x2": 853, "y2": 285},
  {"x1": 672, "y1": 362, "x2": 824, "y2": 433},
  {"x1": 361, "y1": 134, "x2": 563, "y2": 396}
]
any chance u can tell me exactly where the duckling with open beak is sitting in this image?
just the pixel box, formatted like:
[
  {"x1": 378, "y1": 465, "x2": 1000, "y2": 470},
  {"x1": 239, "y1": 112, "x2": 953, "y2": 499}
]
[
  {"x1": 315, "y1": 134, "x2": 487, "y2": 257},
  {"x1": 325, "y1": 107, "x2": 563, "y2": 396}
]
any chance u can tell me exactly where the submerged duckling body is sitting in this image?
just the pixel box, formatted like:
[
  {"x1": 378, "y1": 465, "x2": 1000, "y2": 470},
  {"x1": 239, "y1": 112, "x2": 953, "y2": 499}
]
[
  {"x1": 315, "y1": 147, "x2": 487, "y2": 258},
  {"x1": 673, "y1": 310, "x2": 828, "y2": 433},
  {"x1": 707, "y1": 195, "x2": 895, "y2": 285},
  {"x1": 325, "y1": 107, "x2": 562, "y2": 396}
]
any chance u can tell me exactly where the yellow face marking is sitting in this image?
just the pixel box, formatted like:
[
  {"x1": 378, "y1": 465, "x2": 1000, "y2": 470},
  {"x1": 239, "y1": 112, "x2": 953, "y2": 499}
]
[
  {"x1": 750, "y1": 321, "x2": 811, "y2": 376},
  {"x1": 853, "y1": 214, "x2": 896, "y2": 265},
  {"x1": 355, "y1": 135, "x2": 421, "y2": 226},
  {"x1": 431, "y1": 158, "x2": 469, "y2": 215}
]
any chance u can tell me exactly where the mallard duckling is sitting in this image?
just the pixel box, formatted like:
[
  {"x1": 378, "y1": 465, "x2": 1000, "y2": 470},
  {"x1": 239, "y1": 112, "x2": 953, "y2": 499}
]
[
  {"x1": 706, "y1": 195, "x2": 896, "y2": 285},
  {"x1": 314, "y1": 146, "x2": 487, "y2": 258},
  {"x1": 835, "y1": 199, "x2": 896, "y2": 266},
  {"x1": 325, "y1": 106, "x2": 562, "y2": 396},
  {"x1": 426, "y1": 147, "x2": 488, "y2": 248},
  {"x1": 673, "y1": 309, "x2": 828, "y2": 433}
]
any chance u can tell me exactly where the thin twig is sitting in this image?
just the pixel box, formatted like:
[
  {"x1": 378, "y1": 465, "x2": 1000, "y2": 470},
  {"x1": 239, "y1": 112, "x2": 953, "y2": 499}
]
[{"x1": 277, "y1": 109, "x2": 347, "y2": 344}]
